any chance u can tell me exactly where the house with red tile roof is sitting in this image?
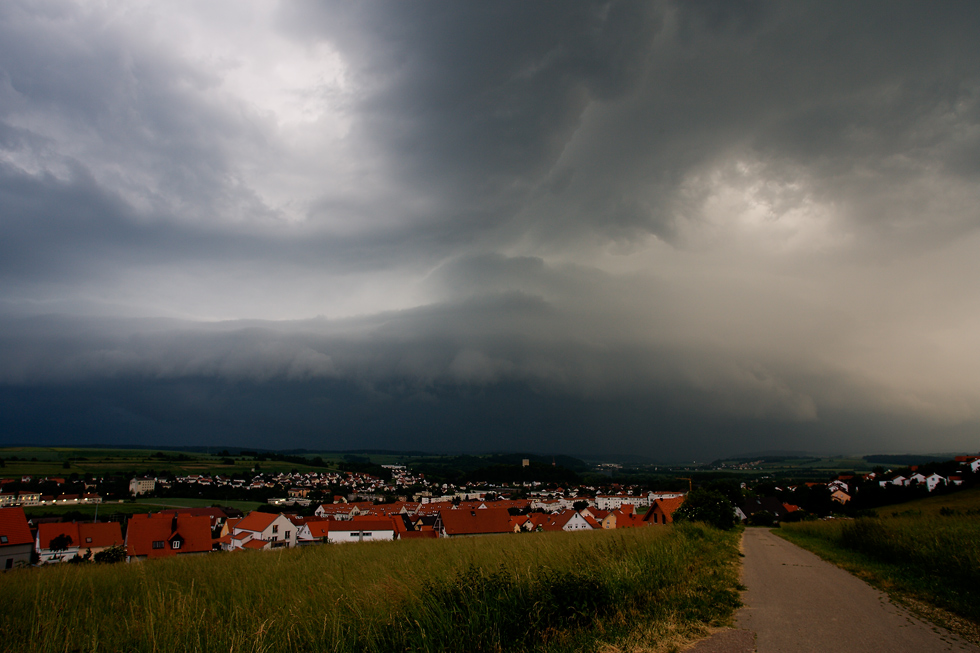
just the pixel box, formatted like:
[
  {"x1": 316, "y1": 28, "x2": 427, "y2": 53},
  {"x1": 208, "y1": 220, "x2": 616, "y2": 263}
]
[
  {"x1": 509, "y1": 514, "x2": 532, "y2": 533},
  {"x1": 125, "y1": 513, "x2": 213, "y2": 561},
  {"x1": 231, "y1": 511, "x2": 296, "y2": 550},
  {"x1": 155, "y1": 507, "x2": 228, "y2": 533},
  {"x1": 538, "y1": 509, "x2": 594, "y2": 532},
  {"x1": 314, "y1": 504, "x2": 359, "y2": 520},
  {"x1": 436, "y1": 508, "x2": 512, "y2": 537},
  {"x1": 322, "y1": 518, "x2": 397, "y2": 543},
  {"x1": 0, "y1": 507, "x2": 33, "y2": 570},
  {"x1": 36, "y1": 522, "x2": 123, "y2": 563},
  {"x1": 643, "y1": 496, "x2": 686, "y2": 525}
]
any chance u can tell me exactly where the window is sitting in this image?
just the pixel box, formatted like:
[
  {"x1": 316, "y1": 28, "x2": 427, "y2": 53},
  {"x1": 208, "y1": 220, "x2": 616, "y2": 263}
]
[
  {"x1": 172, "y1": 540, "x2": 181, "y2": 549},
  {"x1": 0, "y1": 535, "x2": 7, "y2": 543},
  {"x1": 361, "y1": 532, "x2": 372, "y2": 537},
  {"x1": 272, "y1": 524, "x2": 278, "y2": 534},
  {"x1": 284, "y1": 531, "x2": 291, "y2": 540},
  {"x1": 152, "y1": 541, "x2": 165, "y2": 549},
  {"x1": 85, "y1": 537, "x2": 92, "y2": 543}
]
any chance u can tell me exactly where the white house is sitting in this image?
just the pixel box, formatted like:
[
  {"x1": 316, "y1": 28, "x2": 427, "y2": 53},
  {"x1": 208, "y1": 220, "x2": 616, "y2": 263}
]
[
  {"x1": 129, "y1": 477, "x2": 156, "y2": 496},
  {"x1": 232, "y1": 512, "x2": 296, "y2": 550},
  {"x1": 298, "y1": 519, "x2": 396, "y2": 544},
  {"x1": 314, "y1": 504, "x2": 359, "y2": 520}
]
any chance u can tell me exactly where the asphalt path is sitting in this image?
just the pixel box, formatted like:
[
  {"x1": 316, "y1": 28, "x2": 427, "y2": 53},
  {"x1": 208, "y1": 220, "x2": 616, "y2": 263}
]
[{"x1": 734, "y1": 527, "x2": 978, "y2": 653}]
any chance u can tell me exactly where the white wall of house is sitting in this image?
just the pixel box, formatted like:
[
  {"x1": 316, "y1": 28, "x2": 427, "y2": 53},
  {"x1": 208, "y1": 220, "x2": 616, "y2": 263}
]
[
  {"x1": 234, "y1": 514, "x2": 296, "y2": 549},
  {"x1": 562, "y1": 513, "x2": 593, "y2": 531},
  {"x1": 327, "y1": 527, "x2": 395, "y2": 543}
]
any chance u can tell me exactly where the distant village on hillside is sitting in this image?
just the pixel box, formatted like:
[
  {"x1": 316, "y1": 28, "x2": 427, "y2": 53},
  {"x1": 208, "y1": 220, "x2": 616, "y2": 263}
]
[{"x1": 1, "y1": 453, "x2": 978, "y2": 569}]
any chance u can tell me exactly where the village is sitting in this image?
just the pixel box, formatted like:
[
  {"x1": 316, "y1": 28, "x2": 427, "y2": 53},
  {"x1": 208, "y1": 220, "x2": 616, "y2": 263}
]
[{"x1": 1, "y1": 454, "x2": 978, "y2": 569}]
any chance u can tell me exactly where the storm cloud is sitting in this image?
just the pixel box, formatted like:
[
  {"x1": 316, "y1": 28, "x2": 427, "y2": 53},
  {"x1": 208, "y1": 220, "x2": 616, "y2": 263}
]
[{"x1": 1, "y1": 1, "x2": 979, "y2": 459}]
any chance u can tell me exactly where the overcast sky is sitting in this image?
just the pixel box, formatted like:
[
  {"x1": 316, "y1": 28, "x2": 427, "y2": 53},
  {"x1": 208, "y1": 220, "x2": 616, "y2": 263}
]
[{"x1": 1, "y1": 1, "x2": 979, "y2": 461}]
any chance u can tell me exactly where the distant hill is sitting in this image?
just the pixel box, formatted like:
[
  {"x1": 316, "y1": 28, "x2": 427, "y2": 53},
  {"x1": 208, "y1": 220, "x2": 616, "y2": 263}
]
[{"x1": 863, "y1": 454, "x2": 962, "y2": 466}]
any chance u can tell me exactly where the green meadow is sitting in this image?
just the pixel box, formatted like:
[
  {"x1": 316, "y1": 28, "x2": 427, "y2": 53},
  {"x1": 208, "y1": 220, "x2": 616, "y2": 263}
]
[
  {"x1": 0, "y1": 524, "x2": 742, "y2": 653},
  {"x1": 778, "y1": 487, "x2": 980, "y2": 642}
]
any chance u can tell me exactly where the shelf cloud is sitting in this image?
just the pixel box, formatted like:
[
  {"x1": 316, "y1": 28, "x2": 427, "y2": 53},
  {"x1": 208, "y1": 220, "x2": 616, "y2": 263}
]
[{"x1": 1, "y1": 1, "x2": 979, "y2": 459}]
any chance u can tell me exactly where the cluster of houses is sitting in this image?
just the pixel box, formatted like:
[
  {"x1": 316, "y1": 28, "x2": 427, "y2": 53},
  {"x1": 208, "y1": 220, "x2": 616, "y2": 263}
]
[
  {"x1": 129, "y1": 465, "x2": 426, "y2": 501},
  {"x1": 0, "y1": 478, "x2": 103, "y2": 508},
  {"x1": 0, "y1": 492, "x2": 689, "y2": 569}
]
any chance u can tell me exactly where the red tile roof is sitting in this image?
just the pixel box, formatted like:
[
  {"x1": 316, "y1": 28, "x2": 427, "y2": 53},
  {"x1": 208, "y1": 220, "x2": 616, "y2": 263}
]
[
  {"x1": 235, "y1": 511, "x2": 279, "y2": 533},
  {"x1": 0, "y1": 507, "x2": 33, "y2": 547},
  {"x1": 79, "y1": 523, "x2": 123, "y2": 548},
  {"x1": 242, "y1": 539, "x2": 268, "y2": 550},
  {"x1": 37, "y1": 522, "x2": 80, "y2": 549},
  {"x1": 439, "y1": 508, "x2": 512, "y2": 536},
  {"x1": 326, "y1": 519, "x2": 395, "y2": 532},
  {"x1": 126, "y1": 513, "x2": 212, "y2": 558},
  {"x1": 155, "y1": 507, "x2": 228, "y2": 528},
  {"x1": 643, "y1": 496, "x2": 686, "y2": 524},
  {"x1": 37, "y1": 522, "x2": 122, "y2": 551}
]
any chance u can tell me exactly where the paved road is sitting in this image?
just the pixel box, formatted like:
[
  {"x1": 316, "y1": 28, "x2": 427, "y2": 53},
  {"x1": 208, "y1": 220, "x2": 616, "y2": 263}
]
[{"x1": 735, "y1": 528, "x2": 978, "y2": 653}]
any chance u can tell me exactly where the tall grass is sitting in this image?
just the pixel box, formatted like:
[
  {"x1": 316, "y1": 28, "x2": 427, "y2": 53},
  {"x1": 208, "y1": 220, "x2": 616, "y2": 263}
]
[
  {"x1": 0, "y1": 524, "x2": 741, "y2": 653},
  {"x1": 781, "y1": 514, "x2": 980, "y2": 624}
]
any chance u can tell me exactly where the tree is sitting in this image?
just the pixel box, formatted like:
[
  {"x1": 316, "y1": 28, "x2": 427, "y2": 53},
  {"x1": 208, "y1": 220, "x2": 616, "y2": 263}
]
[
  {"x1": 747, "y1": 510, "x2": 776, "y2": 527},
  {"x1": 49, "y1": 533, "x2": 74, "y2": 558},
  {"x1": 672, "y1": 488, "x2": 738, "y2": 530},
  {"x1": 94, "y1": 545, "x2": 126, "y2": 564}
]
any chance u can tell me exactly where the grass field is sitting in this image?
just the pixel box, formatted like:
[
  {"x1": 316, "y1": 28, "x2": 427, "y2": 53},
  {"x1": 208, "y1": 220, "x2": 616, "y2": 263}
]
[
  {"x1": 18, "y1": 498, "x2": 264, "y2": 520},
  {"x1": 134, "y1": 497, "x2": 266, "y2": 511},
  {"x1": 778, "y1": 487, "x2": 980, "y2": 642},
  {"x1": 0, "y1": 524, "x2": 742, "y2": 653},
  {"x1": 0, "y1": 446, "x2": 334, "y2": 478}
]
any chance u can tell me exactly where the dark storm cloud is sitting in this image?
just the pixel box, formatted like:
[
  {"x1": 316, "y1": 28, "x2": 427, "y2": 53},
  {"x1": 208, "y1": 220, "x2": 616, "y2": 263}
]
[{"x1": 1, "y1": 2, "x2": 979, "y2": 457}]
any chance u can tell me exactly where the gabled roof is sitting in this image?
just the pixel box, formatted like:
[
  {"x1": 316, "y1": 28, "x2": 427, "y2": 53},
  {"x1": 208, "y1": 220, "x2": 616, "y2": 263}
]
[
  {"x1": 0, "y1": 507, "x2": 33, "y2": 547},
  {"x1": 37, "y1": 522, "x2": 80, "y2": 549},
  {"x1": 155, "y1": 507, "x2": 228, "y2": 528},
  {"x1": 38, "y1": 522, "x2": 122, "y2": 551},
  {"x1": 79, "y1": 522, "x2": 124, "y2": 548},
  {"x1": 439, "y1": 508, "x2": 512, "y2": 536},
  {"x1": 126, "y1": 513, "x2": 212, "y2": 558},
  {"x1": 643, "y1": 496, "x2": 686, "y2": 522},
  {"x1": 235, "y1": 511, "x2": 280, "y2": 533}
]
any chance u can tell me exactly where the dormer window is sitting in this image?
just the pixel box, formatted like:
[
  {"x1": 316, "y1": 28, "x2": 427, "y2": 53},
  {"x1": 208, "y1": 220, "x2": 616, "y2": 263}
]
[{"x1": 172, "y1": 540, "x2": 181, "y2": 549}]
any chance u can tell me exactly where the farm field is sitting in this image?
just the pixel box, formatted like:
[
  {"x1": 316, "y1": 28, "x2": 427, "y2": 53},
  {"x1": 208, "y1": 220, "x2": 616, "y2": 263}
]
[
  {"x1": 134, "y1": 497, "x2": 266, "y2": 511},
  {"x1": 0, "y1": 446, "x2": 334, "y2": 478},
  {"x1": 18, "y1": 498, "x2": 265, "y2": 520},
  {"x1": 0, "y1": 523, "x2": 742, "y2": 653},
  {"x1": 777, "y1": 487, "x2": 980, "y2": 643}
]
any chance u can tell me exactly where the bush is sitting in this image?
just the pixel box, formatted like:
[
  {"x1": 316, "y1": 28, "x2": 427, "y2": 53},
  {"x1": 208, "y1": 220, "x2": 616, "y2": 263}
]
[
  {"x1": 673, "y1": 489, "x2": 738, "y2": 530},
  {"x1": 93, "y1": 545, "x2": 126, "y2": 564},
  {"x1": 747, "y1": 510, "x2": 775, "y2": 527}
]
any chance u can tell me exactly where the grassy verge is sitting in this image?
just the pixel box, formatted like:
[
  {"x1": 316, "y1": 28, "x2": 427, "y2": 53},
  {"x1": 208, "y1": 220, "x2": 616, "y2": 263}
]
[
  {"x1": 778, "y1": 510, "x2": 980, "y2": 644},
  {"x1": 134, "y1": 497, "x2": 265, "y2": 511},
  {"x1": 0, "y1": 523, "x2": 741, "y2": 653}
]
